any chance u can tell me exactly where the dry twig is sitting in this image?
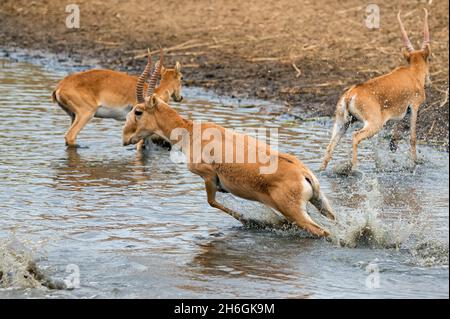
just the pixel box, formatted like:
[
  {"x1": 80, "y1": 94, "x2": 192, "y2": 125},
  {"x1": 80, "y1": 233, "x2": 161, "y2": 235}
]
[
  {"x1": 427, "y1": 120, "x2": 436, "y2": 136},
  {"x1": 421, "y1": 88, "x2": 449, "y2": 113},
  {"x1": 292, "y1": 63, "x2": 302, "y2": 78},
  {"x1": 438, "y1": 88, "x2": 449, "y2": 108}
]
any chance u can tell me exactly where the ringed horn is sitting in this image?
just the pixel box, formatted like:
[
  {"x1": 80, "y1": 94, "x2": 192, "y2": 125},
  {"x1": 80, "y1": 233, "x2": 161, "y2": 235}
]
[
  {"x1": 146, "y1": 48, "x2": 164, "y2": 97},
  {"x1": 397, "y1": 8, "x2": 430, "y2": 53},
  {"x1": 135, "y1": 48, "x2": 153, "y2": 104}
]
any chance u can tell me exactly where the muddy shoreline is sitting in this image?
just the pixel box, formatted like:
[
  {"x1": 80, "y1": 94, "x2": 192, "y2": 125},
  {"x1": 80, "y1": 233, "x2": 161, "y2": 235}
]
[{"x1": 0, "y1": 0, "x2": 448, "y2": 147}]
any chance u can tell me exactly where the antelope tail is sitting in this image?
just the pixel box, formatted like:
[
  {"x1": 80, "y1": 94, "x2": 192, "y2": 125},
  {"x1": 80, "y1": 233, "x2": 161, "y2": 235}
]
[
  {"x1": 305, "y1": 172, "x2": 336, "y2": 220},
  {"x1": 51, "y1": 90, "x2": 57, "y2": 104}
]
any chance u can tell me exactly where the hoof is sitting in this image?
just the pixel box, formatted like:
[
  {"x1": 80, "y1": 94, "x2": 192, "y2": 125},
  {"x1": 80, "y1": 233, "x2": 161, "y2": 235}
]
[
  {"x1": 66, "y1": 143, "x2": 81, "y2": 149},
  {"x1": 389, "y1": 140, "x2": 398, "y2": 152},
  {"x1": 412, "y1": 157, "x2": 425, "y2": 165},
  {"x1": 332, "y1": 161, "x2": 353, "y2": 176}
]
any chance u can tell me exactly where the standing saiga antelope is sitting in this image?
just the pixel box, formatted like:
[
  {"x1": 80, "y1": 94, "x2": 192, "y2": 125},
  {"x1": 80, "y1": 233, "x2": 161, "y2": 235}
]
[
  {"x1": 320, "y1": 9, "x2": 431, "y2": 171},
  {"x1": 122, "y1": 55, "x2": 336, "y2": 237},
  {"x1": 52, "y1": 49, "x2": 183, "y2": 148}
]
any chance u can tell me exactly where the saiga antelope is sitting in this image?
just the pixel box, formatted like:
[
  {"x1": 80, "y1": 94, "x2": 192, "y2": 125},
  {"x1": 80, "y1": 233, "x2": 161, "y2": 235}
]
[
  {"x1": 52, "y1": 50, "x2": 183, "y2": 148},
  {"x1": 122, "y1": 55, "x2": 336, "y2": 237},
  {"x1": 320, "y1": 9, "x2": 431, "y2": 171}
]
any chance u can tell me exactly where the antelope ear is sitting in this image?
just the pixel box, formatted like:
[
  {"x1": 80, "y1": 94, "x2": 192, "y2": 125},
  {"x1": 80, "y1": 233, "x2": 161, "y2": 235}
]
[
  {"x1": 161, "y1": 65, "x2": 167, "y2": 75},
  {"x1": 175, "y1": 61, "x2": 181, "y2": 73},
  {"x1": 145, "y1": 94, "x2": 159, "y2": 110},
  {"x1": 422, "y1": 44, "x2": 431, "y2": 59},
  {"x1": 402, "y1": 48, "x2": 411, "y2": 63}
]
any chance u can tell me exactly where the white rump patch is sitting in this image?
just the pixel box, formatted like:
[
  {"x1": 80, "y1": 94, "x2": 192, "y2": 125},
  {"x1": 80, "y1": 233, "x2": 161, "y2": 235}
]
[
  {"x1": 338, "y1": 96, "x2": 346, "y2": 113},
  {"x1": 302, "y1": 178, "x2": 314, "y2": 201},
  {"x1": 348, "y1": 94, "x2": 357, "y2": 114},
  {"x1": 348, "y1": 94, "x2": 361, "y2": 121}
]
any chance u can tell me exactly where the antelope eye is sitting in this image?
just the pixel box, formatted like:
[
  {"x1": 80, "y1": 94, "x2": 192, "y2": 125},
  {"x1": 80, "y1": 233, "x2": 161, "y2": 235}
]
[{"x1": 135, "y1": 109, "x2": 143, "y2": 117}]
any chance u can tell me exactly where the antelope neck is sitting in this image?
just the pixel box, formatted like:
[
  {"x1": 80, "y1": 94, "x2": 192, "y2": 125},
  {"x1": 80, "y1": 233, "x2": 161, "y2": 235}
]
[
  {"x1": 409, "y1": 60, "x2": 428, "y2": 87},
  {"x1": 155, "y1": 80, "x2": 174, "y2": 103},
  {"x1": 154, "y1": 103, "x2": 192, "y2": 144}
]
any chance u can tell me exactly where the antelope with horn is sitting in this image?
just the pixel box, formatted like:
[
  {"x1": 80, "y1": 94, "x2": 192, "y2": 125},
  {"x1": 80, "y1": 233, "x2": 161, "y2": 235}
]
[
  {"x1": 52, "y1": 49, "x2": 183, "y2": 148},
  {"x1": 122, "y1": 61, "x2": 336, "y2": 237},
  {"x1": 320, "y1": 9, "x2": 431, "y2": 171}
]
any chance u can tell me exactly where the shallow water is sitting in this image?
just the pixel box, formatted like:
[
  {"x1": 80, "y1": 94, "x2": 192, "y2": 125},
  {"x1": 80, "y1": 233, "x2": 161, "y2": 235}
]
[{"x1": 0, "y1": 54, "x2": 448, "y2": 298}]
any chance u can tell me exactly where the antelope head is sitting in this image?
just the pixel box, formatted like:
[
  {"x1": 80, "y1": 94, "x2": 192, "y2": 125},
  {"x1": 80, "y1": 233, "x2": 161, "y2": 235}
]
[
  {"x1": 123, "y1": 94, "x2": 168, "y2": 146},
  {"x1": 397, "y1": 9, "x2": 431, "y2": 86},
  {"x1": 160, "y1": 61, "x2": 184, "y2": 102}
]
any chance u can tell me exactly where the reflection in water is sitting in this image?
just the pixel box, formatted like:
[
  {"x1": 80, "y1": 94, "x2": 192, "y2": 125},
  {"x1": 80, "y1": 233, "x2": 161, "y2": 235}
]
[
  {"x1": 0, "y1": 55, "x2": 448, "y2": 298},
  {"x1": 187, "y1": 231, "x2": 316, "y2": 298},
  {"x1": 192, "y1": 232, "x2": 302, "y2": 280},
  {"x1": 53, "y1": 148, "x2": 150, "y2": 190}
]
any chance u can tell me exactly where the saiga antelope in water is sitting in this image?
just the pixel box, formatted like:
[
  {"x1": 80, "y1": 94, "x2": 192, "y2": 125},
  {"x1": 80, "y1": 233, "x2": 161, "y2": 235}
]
[
  {"x1": 122, "y1": 54, "x2": 336, "y2": 237},
  {"x1": 320, "y1": 9, "x2": 431, "y2": 171},
  {"x1": 52, "y1": 50, "x2": 183, "y2": 148}
]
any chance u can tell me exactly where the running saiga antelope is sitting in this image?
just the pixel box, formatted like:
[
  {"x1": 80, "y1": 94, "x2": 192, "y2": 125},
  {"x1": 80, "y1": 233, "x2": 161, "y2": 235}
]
[
  {"x1": 320, "y1": 9, "x2": 431, "y2": 171},
  {"x1": 123, "y1": 60, "x2": 336, "y2": 237},
  {"x1": 52, "y1": 49, "x2": 183, "y2": 148}
]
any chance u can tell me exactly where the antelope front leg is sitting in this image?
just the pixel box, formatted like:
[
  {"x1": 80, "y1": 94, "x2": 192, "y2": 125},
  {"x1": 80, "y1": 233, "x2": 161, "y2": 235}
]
[
  {"x1": 204, "y1": 177, "x2": 246, "y2": 223},
  {"x1": 136, "y1": 139, "x2": 145, "y2": 151},
  {"x1": 203, "y1": 177, "x2": 290, "y2": 229},
  {"x1": 409, "y1": 108, "x2": 418, "y2": 163}
]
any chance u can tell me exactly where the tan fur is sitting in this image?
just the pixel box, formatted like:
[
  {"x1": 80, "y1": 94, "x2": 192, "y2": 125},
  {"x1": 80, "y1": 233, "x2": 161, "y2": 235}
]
[
  {"x1": 321, "y1": 11, "x2": 431, "y2": 170},
  {"x1": 123, "y1": 95, "x2": 336, "y2": 237},
  {"x1": 52, "y1": 63, "x2": 183, "y2": 147}
]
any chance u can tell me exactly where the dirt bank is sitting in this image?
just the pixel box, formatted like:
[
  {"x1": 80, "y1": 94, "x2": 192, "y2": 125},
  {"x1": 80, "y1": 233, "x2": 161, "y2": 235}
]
[{"x1": 0, "y1": 0, "x2": 448, "y2": 146}]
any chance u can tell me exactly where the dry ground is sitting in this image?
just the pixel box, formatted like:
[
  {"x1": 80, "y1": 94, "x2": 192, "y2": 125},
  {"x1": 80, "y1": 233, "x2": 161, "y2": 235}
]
[{"x1": 0, "y1": 0, "x2": 448, "y2": 145}]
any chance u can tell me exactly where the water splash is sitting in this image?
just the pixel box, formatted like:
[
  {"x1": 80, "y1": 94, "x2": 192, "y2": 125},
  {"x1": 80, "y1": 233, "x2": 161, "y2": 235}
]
[
  {"x1": 0, "y1": 237, "x2": 66, "y2": 290},
  {"x1": 215, "y1": 177, "x2": 448, "y2": 267},
  {"x1": 372, "y1": 136, "x2": 423, "y2": 173},
  {"x1": 328, "y1": 209, "x2": 415, "y2": 249},
  {"x1": 409, "y1": 240, "x2": 449, "y2": 267},
  {"x1": 327, "y1": 176, "x2": 448, "y2": 267},
  {"x1": 0, "y1": 237, "x2": 42, "y2": 288}
]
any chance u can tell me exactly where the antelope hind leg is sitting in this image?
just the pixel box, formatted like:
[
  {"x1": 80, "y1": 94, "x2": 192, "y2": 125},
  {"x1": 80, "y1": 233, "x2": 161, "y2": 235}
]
[
  {"x1": 351, "y1": 122, "x2": 382, "y2": 169},
  {"x1": 321, "y1": 112, "x2": 351, "y2": 171}
]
